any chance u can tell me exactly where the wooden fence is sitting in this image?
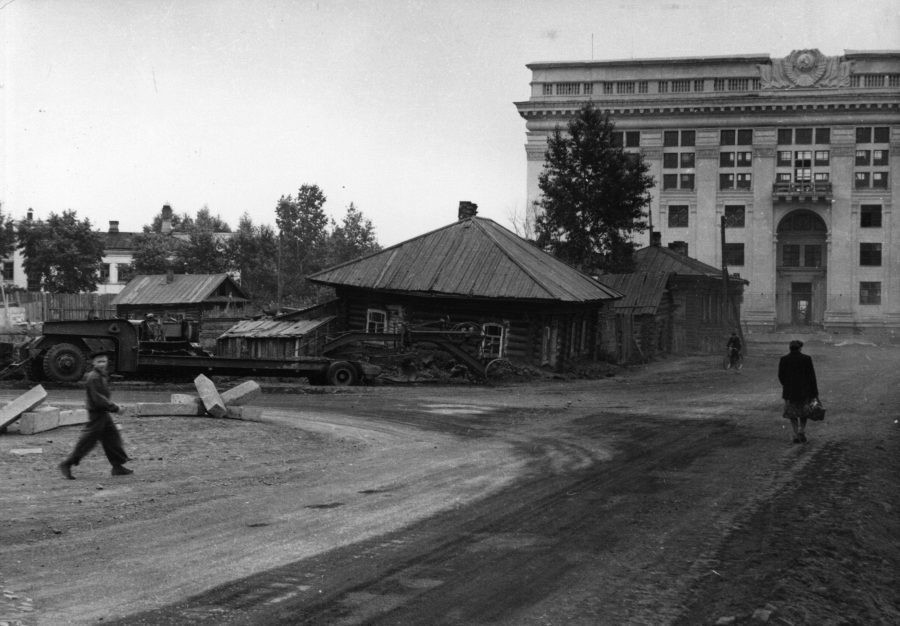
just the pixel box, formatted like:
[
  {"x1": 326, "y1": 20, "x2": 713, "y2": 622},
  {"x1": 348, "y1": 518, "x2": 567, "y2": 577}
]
[{"x1": 11, "y1": 293, "x2": 117, "y2": 323}]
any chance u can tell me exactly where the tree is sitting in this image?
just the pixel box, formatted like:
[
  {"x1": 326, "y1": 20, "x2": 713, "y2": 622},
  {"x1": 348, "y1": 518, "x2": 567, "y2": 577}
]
[
  {"x1": 130, "y1": 232, "x2": 180, "y2": 275},
  {"x1": 17, "y1": 210, "x2": 105, "y2": 292},
  {"x1": 326, "y1": 203, "x2": 380, "y2": 266},
  {"x1": 227, "y1": 213, "x2": 278, "y2": 302},
  {"x1": 275, "y1": 184, "x2": 330, "y2": 301},
  {"x1": 173, "y1": 207, "x2": 231, "y2": 274},
  {"x1": 0, "y1": 204, "x2": 16, "y2": 259},
  {"x1": 535, "y1": 103, "x2": 653, "y2": 273}
]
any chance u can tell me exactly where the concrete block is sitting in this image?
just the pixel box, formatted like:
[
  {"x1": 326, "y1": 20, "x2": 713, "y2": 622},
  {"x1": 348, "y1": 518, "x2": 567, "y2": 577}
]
[
  {"x1": 170, "y1": 393, "x2": 200, "y2": 405},
  {"x1": 0, "y1": 385, "x2": 48, "y2": 431},
  {"x1": 220, "y1": 381, "x2": 262, "y2": 406},
  {"x1": 224, "y1": 406, "x2": 264, "y2": 422},
  {"x1": 193, "y1": 374, "x2": 227, "y2": 418},
  {"x1": 19, "y1": 406, "x2": 61, "y2": 435},
  {"x1": 133, "y1": 402, "x2": 206, "y2": 417},
  {"x1": 58, "y1": 408, "x2": 89, "y2": 427}
]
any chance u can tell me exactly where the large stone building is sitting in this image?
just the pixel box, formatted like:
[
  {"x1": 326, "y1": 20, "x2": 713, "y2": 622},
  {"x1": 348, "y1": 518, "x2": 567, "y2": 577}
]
[{"x1": 516, "y1": 49, "x2": 900, "y2": 334}]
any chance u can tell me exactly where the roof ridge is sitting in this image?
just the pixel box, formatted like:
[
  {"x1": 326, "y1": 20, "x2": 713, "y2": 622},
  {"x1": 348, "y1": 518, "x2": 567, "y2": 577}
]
[{"x1": 471, "y1": 219, "x2": 560, "y2": 299}]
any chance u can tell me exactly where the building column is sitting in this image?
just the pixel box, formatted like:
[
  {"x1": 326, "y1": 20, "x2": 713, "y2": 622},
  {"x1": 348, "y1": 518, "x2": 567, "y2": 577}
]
[
  {"x1": 823, "y1": 130, "x2": 856, "y2": 328},
  {"x1": 885, "y1": 133, "x2": 900, "y2": 330},
  {"x1": 744, "y1": 130, "x2": 777, "y2": 329}
]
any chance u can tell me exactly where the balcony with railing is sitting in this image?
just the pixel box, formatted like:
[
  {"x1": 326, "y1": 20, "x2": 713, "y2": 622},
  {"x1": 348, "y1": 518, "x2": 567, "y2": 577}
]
[{"x1": 772, "y1": 182, "x2": 833, "y2": 203}]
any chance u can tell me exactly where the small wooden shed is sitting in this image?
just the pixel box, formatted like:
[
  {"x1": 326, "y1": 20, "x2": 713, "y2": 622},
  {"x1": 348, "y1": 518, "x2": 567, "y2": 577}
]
[{"x1": 596, "y1": 271, "x2": 675, "y2": 363}]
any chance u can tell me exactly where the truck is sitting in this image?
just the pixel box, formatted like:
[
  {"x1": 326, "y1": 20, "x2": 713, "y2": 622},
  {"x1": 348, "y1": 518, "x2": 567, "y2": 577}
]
[{"x1": 9, "y1": 319, "x2": 380, "y2": 385}]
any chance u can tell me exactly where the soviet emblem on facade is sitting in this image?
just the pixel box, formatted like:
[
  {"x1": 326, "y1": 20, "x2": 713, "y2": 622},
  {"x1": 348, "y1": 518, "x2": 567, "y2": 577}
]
[{"x1": 759, "y1": 49, "x2": 852, "y2": 89}]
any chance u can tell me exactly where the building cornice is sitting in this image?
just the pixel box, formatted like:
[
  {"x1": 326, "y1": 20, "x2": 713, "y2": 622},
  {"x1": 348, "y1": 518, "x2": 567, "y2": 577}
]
[{"x1": 515, "y1": 97, "x2": 900, "y2": 120}]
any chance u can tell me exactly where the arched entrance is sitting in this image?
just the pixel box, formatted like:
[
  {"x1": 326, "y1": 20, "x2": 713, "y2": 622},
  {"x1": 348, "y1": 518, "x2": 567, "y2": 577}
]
[{"x1": 776, "y1": 210, "x2": 827, "y2": 327}]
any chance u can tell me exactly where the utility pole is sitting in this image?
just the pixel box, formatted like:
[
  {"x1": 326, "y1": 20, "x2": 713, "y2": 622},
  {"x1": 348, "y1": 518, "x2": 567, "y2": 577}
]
[
  {"x1": 720, "y1": 215, "x2": 729, "y2": 324},
  {"x1": 276, "y1": 231, "x2": 283, "y2": 314}
]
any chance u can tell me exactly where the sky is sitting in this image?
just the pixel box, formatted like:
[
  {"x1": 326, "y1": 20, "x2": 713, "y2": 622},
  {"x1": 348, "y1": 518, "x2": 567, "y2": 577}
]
[{"x1": 2, "y1": 0, "x2": 899, "y2": 247}]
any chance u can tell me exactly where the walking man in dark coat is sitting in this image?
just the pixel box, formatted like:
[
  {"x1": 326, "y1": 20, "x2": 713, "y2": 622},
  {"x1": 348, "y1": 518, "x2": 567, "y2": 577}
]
[
  {"x1": 59, "y1": 351, "x2": 132, "y2": 479},
  {"x1": 777, "y1": 339, "x2": 819, "y2": 444}
]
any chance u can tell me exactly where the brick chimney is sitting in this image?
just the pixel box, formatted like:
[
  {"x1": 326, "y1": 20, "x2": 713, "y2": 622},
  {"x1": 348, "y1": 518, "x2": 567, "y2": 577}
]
[
  {"x1": 668, "y1": 240, "x2": 689, "y2": 256},
  {"x1": 458, "y1": 201, "x2": 478, "y2": 221},
  {"x1": 650, "y1": 231, "x2": 662, "y2": 247},
  {"x1": 108, "y1": 220, "x2": 119, "y2": 233},
  {"x1": 166, "y1": 269, "x2": 175, "y2": 283},
  {"x1": 26, "y1": 208, "x2": 33, "y2": 221},
  {"x1": 161, "y1": 204, "x2": 173, "y2": 234}
]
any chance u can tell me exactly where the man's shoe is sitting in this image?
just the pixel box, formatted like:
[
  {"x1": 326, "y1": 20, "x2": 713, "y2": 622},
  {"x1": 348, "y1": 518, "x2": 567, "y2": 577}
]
[
  {"x1": 58, "y1": 462, "x2": 75, "y2": 480},
  {"x1": 111, "y1": 465, "x2": 133, "y2": 476}
]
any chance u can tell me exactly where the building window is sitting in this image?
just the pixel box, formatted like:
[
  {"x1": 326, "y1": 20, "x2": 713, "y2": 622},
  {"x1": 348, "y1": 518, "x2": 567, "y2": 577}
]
[
  {"x1": 804, "y1": 245, "x2": 823, "y2": 268},
  {"x1": 672, "y1": 79, "x2": 691, "y2": 93},
  {"x1": 724, "y1": 205, "x2": 745, "y2": 227},
  {"x1": 872, "y1": 150, "x2": 889, "y2": 166},
  {"x1": 860, "y1": 282, "x2": 881, "y2": 305},
  {"x1": 366, "y1": 309, "x2": 387, "y2": 333},
  {"x1": 1, "y1": 261, "x2": 13, "y2": 282},
  {"x1": 637, "y1": 81, "x2": 648, "y2": 94},
  {"x1": 727, "y1": 78, "x2": 749, "y2": 91},
  {"x1": 713, "y1": 78, "x2": 725, "y2": 91},
  {"x1": 814, "y1": 172, "x2": 830, "y2": 183},
  {"x1": 783, "y1": 245, "x2": 801, "y2": 267},
  {"x1": 855, "y1": 172, "x2": 870, "y2": 188},
  {"x1": 668, "y1": 205, "x2": 689, "y2": 228},
  {"x1": 815, "y1": 128, "x2": 831, "y2": 144},
  {"x1": 616, "y1": 81, "x2": 635, "y2": 94},
  {"x1": 860, "y1": 243, "x2": 882, "y2": 266},
  {"x1": 541, "y1": 84, "x2": 553, "y2": 95},
  {"x1": 777, "y1": 129, "x2": 793, "y2": 144},
  {"x1": 693, "y1": 79, "x2": 705, "y2": 92},
  {"x1": 481, "y1": 323, "x2": 505, "y2": 359},
  {"x1": 890, "y1": 74, "x2": 900, "y2": 87},
  {"x1": 872, "y1": 172, "x2": 888, "y2": 188},
  {"x1": 776, "y1": 173, "x2": 792, "y2": 183},
  {"x1": 814, "y1": 151, "x2": 830, "y2": 166},
  {"x1": 657, "y1": 80, "x2": 669, "y2": 93},
  {"x1": 857, "y1": 127, "x2": 890, "y2": 144},
  {"x1": 663, "y1": 131, "x2": 695, "y2": 190},
  {"x1": 719, "y1": 173, "x2": 734, "y2": 190},
  {"x1": 794, "y1": 128, "x2": 813, "y2": 144},
  {"x1": 116, "y1": 263, "x2": 132, "y2": 283},
  {"x1": 612, "y1": 131, "x2": 640, "y2": 148},
  {"x1": 724, "y1": 243, "x2": 744, "y2": 266},
  {"x1": 99, "y1": 263, "x2": 111, "y2": 283},
  {"x1": 720, "y1": 152, "x2": 735, "y2": 167},
  {"x1": 736, "y1": 151, "x2": 752, "y2": 167},
  {"x1": 736, "y1": 173, "x2": 752, "y2": 189},
  {"x1": 860, "y1": 205, "x2": 882, "y2": 228},
  {"x1": 583, "y1": 83, "x2": 593, "y2": 95},
  {"x1": 603, "y1": 82, "x2": 614, "y2": 95},
  {"x1": 856, "y1": 150, "x2": 871, "y2": 166}
]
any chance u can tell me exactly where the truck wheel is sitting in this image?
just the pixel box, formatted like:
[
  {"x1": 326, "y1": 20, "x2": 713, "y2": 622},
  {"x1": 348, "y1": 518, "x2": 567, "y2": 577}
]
[
  {"x1": 327, "y1": 361, "x2": 358, "y2": 386},
  {"x1": 43, "y1": 343, "x2": 88, "y2": 383}
]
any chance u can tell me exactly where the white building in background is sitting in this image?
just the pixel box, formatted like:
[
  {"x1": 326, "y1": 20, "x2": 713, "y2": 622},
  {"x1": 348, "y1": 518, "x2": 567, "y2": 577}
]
[{"x1": 516, "y1": 49, "x2": 900, "y2": 334}]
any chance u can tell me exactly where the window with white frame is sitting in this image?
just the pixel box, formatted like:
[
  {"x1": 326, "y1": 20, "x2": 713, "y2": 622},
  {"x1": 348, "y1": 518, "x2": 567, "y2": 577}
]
[
  {"x1": 1, "y1": 261, "x2": 13, "y2": 282},
  {"x1": 481, "y1": 323, "x2": 505, "y2": 359},
  {"x1": 366, "y1": 309, "x2": 387, "y2": 333}
]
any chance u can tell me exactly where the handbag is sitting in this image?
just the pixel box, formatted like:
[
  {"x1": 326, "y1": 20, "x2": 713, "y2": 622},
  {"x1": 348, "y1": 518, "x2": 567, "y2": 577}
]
[{"x1": 804, "y1": 398, "x2": 826, "y2": 421}]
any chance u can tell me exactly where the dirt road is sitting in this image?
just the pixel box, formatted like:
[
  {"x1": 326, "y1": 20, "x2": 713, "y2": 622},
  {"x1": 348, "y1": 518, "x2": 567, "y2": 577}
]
[{"x1": 1, "y1": 342, "x2": 898, "y2": 625}]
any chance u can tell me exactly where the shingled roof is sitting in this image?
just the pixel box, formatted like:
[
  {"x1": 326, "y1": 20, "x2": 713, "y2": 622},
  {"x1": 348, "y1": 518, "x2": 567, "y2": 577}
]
[
  {"x1": 308, "y1": 217, "x2": 621, "y2": 303},
  {"x1": 112, "y1": 273, "x2": 249, "y2": 306}
]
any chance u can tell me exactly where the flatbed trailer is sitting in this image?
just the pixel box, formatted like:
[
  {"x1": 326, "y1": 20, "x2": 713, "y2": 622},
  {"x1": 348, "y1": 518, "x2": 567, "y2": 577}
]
[{"x1": 6, "y1": 319, "x2": 377, "y2": 385}]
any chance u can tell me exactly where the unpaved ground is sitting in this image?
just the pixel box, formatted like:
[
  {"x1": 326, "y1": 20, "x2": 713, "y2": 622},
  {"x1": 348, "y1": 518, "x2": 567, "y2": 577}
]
[{"x1": 1, "y1": 342, "x2": 898, "y2": 625}]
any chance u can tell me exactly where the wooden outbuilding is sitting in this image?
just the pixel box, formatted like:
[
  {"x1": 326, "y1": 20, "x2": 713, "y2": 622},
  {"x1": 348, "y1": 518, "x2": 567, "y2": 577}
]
[
  {"x1": 112, "y1": 273, "x2": 251, "y2": 350},
  {"x1": 631, "y1": 237, "x2": 748, "y2": 354},
  {"x1": 306, "y1": 204, "x2": 622, "y2": 371},
  {"x1": 596, "y1": 271, "x2": 675, "y2": 363}
]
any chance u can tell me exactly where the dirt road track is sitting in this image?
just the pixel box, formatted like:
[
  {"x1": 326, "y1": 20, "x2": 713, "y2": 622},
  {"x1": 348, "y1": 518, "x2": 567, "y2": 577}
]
[{"x1": 2, "y1": 342, "x2": 899, "y2": 624}]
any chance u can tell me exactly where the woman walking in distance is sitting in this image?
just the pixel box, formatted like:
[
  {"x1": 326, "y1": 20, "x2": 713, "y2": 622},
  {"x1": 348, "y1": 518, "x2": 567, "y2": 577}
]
[{"x1": 778, "y1": 340, "x2": 819, "y2": 444}]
